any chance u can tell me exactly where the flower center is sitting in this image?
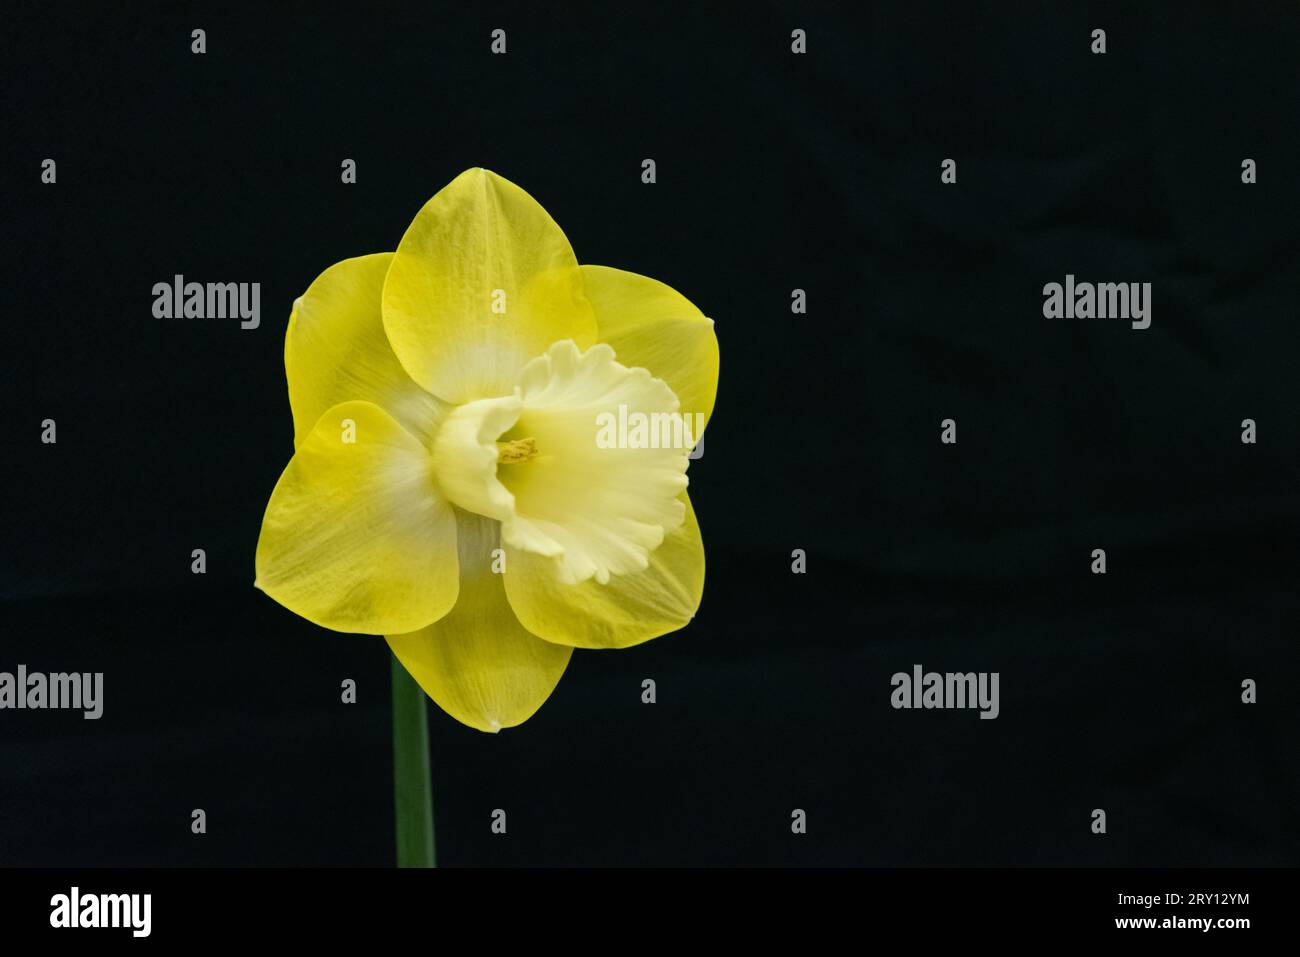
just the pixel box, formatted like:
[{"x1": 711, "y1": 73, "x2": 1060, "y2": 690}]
[
  {"x1": 429, "y1": 340, "x2": 689, "y2": 585},
  {"x1": 495, "y1": 437, "x2": 538, "y2": 465}
]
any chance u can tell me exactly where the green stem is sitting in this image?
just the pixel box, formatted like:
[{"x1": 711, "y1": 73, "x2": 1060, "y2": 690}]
[{"x1": 391, "y1": 652, "x2": 436, "y2": 867}]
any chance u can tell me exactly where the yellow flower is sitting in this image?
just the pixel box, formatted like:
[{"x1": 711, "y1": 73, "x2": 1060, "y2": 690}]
[{"x1": 255, "y1": 168, "x2": 719, "y2": 732}]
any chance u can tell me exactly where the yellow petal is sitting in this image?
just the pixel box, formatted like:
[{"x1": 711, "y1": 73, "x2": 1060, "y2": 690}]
[
  {"x1": 255, "y1": 401, "x2": 458, "y2": 634},
  {"x1": 383, "y1": 169, "x2": 597, "y2": 404},
  {"x1": 387, "y1": 512, "x2": 572, "y2": 732},
  {"x1": 504, "y1": 493, "x2": 704, "y2": 649},
  {"x1": 286, "y1": 253, "x2": 445, "y2": 447},
  {"x1": 581, "y1": 265, "x2": 719, "y2": 436}
]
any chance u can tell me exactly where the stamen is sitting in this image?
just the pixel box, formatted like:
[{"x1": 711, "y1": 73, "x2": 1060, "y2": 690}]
[{"x1": 496, "y1": 437, "x2": 538, "y2": 465}]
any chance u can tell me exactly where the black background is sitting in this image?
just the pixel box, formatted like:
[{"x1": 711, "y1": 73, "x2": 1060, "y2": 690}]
[{"x1": 2, "y1": 2, "x2": 1297, "y2": 867}]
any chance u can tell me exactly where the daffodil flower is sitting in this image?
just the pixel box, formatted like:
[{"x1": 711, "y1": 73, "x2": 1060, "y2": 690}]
[{"x1": 255, "y1": 169, "x2": 719, "y2": 734}]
